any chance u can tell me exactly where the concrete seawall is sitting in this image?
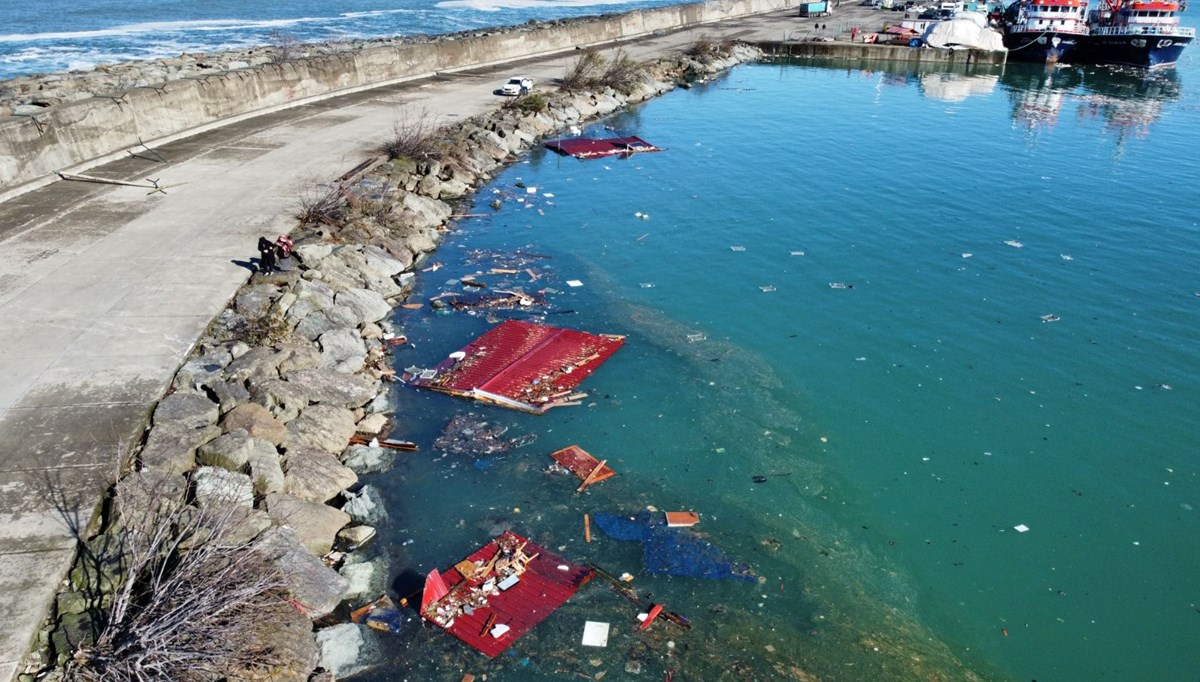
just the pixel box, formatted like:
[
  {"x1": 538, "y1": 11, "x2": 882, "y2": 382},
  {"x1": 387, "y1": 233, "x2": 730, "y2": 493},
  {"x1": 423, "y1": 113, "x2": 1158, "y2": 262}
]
[
  {"x1": 756, "y1": 40, "x2": 1008, "y2": 65},
  {"x1": 0, "y1": 0, "x2": 796, "y2": 197}
]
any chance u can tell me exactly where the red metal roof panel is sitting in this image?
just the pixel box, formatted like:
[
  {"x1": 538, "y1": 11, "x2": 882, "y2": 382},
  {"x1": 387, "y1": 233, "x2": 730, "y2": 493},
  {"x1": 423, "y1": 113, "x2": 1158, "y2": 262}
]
[
  {"x1": 422, "y1": 531, "x2": 594, "y2": 658},
  {"x1": 544, "y1": 136, "x2": 662, "y2": 159},
  {"x1": 408, "y1": 320, "x2": 624, "y2": 412}
]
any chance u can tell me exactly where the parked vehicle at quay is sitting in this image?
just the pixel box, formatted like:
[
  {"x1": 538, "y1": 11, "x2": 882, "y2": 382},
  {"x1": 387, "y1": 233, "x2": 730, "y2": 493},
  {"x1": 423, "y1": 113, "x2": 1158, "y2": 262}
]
[{"x1": 498, "y1": 76, "x2": 534, "y2": 96}]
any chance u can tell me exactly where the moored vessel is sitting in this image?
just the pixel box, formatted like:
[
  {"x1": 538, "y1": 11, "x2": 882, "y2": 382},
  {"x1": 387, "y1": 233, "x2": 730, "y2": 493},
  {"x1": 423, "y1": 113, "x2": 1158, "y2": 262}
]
[
  {"x1": 1082, "y1": 0, "x2": 1194, "y2": 67},
  {"x1": 1002, "y1": 0, "x2": 1091, "y2": 63}
]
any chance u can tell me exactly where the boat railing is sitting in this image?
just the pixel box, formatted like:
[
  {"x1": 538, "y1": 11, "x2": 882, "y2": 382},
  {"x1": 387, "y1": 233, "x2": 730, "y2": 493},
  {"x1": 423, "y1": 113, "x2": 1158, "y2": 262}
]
[{"x1": 1089, "y1": 23, "x2": 1197, "y2": 35}]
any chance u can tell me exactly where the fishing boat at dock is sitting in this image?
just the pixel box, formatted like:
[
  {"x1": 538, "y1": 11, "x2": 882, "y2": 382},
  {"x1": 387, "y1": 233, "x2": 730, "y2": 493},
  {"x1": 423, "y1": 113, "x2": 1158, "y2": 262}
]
[
  {"x1": 1001, "y1": 0, "x2": 1091, "y2": 63},
  {"x1": 1081, "y1": 0, "x2": 1194, "y2": 67}
]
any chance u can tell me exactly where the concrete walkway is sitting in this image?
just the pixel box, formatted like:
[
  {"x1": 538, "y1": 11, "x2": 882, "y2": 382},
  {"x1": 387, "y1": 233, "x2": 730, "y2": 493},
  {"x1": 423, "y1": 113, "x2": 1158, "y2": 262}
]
[{"x1": 0, "y1": 8, "x2": 854, "y2": 678}]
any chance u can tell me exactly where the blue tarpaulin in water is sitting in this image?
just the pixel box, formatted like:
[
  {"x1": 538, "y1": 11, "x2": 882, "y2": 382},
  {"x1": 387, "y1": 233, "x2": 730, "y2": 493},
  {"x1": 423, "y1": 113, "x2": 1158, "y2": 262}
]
[{"x1": 592, "y1": 512, "x2": 756, "y2": 582}]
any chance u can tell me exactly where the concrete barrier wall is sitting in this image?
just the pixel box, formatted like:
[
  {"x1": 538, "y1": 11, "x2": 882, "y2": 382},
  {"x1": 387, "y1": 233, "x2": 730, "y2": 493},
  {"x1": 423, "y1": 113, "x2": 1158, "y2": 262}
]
[
  {"x1": 0, "y1": 0, "x2": 795, "y2": 194},
  {"x1": 757, "y1": 40, "x2": 1008, "y2": 65}
]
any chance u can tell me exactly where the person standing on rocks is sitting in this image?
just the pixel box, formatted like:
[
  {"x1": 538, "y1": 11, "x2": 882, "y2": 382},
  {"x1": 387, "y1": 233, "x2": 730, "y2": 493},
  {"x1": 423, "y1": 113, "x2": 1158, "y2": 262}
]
[
  {"x1": 257, "y1": 236, "x2": 278, "y2": 273},
  {"x1": 275, "y1": 235, "x2": 295, "y2": 272}
]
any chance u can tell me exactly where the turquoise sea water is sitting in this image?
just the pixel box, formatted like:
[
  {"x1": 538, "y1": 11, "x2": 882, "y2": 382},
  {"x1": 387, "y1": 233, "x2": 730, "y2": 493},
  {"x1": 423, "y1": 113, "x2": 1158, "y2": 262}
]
[{"x1": 355, "y1": 58, "x2": 1200, "y2": 682}]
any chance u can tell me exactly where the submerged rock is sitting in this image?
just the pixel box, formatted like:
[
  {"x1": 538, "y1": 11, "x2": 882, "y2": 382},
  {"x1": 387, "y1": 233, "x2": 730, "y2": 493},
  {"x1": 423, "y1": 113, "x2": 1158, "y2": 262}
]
[{"x1": 315, "y1": 623, "x2": 364, "y2": 678}]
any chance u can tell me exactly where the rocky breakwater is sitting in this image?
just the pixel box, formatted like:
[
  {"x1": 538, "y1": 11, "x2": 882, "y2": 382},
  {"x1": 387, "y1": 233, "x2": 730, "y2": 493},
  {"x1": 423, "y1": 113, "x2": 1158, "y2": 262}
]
[{"x1": 23, "y1": 41, "x2": 762, "y2": 682}]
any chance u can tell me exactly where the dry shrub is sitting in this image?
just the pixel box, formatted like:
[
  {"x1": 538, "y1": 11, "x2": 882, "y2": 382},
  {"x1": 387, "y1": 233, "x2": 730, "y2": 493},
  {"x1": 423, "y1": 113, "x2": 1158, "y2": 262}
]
[
  {"x1": 377, "y1": 106, "x2": 444, "y2": 162},
  {"x1": 561, "y1": 49, "x2": 647, "y2": 95},
  {"x1": 502, "y1": 91, "x2": 549, "y2": 115},
  {"x1": 65, "y1": 478, "x2": 287, "y2": 682},
  {"x1": 599, "y1": 49, "x2": 648, "y2": 95},
  {"x1": 560, "y1": 49, "x2": 606, "y2": 91},
  {"x1": 683, "y1": 36, "x2": 737, "y2": 64},
  {"x1": 295, "y1": 181, "x2": 348, "y2": 228}
]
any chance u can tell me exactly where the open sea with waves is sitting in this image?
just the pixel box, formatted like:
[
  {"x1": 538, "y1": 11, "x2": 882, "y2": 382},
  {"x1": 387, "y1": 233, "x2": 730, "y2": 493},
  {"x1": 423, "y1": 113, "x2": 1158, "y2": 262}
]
[
  {"x1": 0, "y1": 0, "x2": 688, "y2": 79},
  {"x1": 8, "y1": 2, "x2": 1198, "y2": 680}
]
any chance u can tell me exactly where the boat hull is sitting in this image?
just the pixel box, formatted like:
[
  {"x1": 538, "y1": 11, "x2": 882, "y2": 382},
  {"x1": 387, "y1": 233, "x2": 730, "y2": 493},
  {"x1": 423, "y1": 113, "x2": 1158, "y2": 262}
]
[
  {"x1": 1078, "y1": 33, "x2": 1192, "y2": 67},
  {"x1": 1003, "y1": 31, "x2": 1087, "y2": 63}
]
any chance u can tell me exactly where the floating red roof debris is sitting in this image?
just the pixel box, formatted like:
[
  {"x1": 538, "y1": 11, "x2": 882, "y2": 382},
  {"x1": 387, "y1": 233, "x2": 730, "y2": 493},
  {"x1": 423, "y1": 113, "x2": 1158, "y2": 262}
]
[
  {"x1": 405, "y1": 320, "x2": 625, "y2": 413},
  {"x1": 421, "y1": 531, "x2": 594, "y2": 658},
  {"x1": 550, "y1": 445, "x2": 615, "y2": 492},
  {"x1": 544, "y1": 136, "x2": 661, "y2": 159}
]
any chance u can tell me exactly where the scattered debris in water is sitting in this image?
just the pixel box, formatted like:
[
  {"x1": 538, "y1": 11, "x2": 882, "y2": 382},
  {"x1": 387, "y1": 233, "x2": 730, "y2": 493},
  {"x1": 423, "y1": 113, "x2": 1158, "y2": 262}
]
[
  {"x1": 432, "y1": 412, "x2": 536, "y2": 458},
  {"x1": 1004, "y1": 240, "x2": 1024, "y2": 248},
  {"x1": 1040, "y1": 314, "x2": 1061, "y2": 323}
]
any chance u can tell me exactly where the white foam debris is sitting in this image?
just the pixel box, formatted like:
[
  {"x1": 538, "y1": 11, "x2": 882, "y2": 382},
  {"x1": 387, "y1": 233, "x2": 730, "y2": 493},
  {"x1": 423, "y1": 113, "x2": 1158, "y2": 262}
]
[
  {"x1": 1004, "y1": 240, "x2": 1024, "y2": 248},
  {"x1": 1060, "y1": 253, "x2": 1073, "y2": 260},
  {"x1": 730, "y1": 245, "x2": 746, "y2": 252},
  {"x1": 566, "y1": 280, "x2": 583, "y2": 287},
  {"x1": 962, "y1": 252, "x2": 973, "y2": 258},
  {"x1": 760, "y1": 285, "x2": 776, "y2": 293},
  {"x1": 1014, "y1": 524, "x2": 1030, "y2": 533},
  {"x1": 791, "y1": 250, "x2": 806, "y2": 256}
]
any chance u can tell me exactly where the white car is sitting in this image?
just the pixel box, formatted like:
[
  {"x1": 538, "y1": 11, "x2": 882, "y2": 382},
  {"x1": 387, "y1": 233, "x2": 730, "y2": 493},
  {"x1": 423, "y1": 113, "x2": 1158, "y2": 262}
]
[{"x1": 499, "y1": 76, "x2": 534, "y2": 96}]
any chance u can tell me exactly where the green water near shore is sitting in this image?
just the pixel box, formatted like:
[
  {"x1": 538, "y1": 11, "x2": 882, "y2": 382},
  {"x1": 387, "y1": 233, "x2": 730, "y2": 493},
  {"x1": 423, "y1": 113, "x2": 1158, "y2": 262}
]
[{"x1": 353, "y1": 59, "x2": 1200, "y2": 681}]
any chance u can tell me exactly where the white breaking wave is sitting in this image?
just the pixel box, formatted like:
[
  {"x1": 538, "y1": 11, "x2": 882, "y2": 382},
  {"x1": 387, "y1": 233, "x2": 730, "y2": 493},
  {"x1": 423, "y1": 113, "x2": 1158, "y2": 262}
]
[
  {"x1": 436, "y1": 0, "x2": 643, "y2": 11},
  {"x1": 0, "y1": 17, "x2": 337, "y2": 43},
  {"x1": 340, "y1": 9, "x2": 420, "y2": 18}
]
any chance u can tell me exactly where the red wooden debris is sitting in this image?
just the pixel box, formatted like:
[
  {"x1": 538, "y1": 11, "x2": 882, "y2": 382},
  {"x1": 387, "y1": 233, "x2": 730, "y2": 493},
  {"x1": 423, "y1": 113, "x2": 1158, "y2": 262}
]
[
  {"x1": 550, "y1": 445, "x2": 615, "y2": 491},
  {"x1": 421, "y1": 531, "x2": 594, "y2": 658}
]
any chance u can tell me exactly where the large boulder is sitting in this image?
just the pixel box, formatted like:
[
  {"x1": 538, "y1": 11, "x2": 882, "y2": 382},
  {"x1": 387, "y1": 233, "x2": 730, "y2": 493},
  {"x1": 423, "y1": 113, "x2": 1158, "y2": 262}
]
[
  {"x1": 294, "y1": 243, "x2": 334, "y2": 266},
  {"x1": 340, "y1": 444, "x2": 392, "y2": 475},
  {"x1": 221, "y1": 402, "x2": 288, "y2": 445},
  {"x1": 283, "y1": 368, "x2": 377, "y2": 408},
  {"x1": 235, "y1": 284, "x2": 279, "y2": 320},
  {"x1": 282, "y1": 444, "x2": 358, "y2": 503},
  {"x1": 307, "y1": 258, "x2": 366, "y2": 292},
  {"x1": 196, "y1": 429, "x2": 276, "y2": 472},
  {"x1": 360, "y1": 245, "x2": 407, "y2": 278},
  {"x1": 341, "y1": 485, "x2": 387, "y2": 525},
  {"x1": 285, "y1": 404, "x2": 357, "y2": 454},
  {"x1": 294, "y1": 305, "x2": 360, "y2": 342},
  {"x1": 247, "y1": 378, "x2": 310, "y2": 423},
  {"x1": 193, "y1": 466, "x2": 253, "y2": 509},
  {"x1": 248, "y1": 444, "x2": 286, "y2": 495},
  {"x1": 355, "y1": 413, "x2": 389, "y2": 435},
  {"x1": 225, "y1": 599, "x2": 319, "y2": 682},
  {"x1": 255, "y1": 526, "x2": 350, "y2": 619},
  {"x1": 276, "y1": 344, "x2": 323, "y2": 374},
  {"x1": 113, "y1": 470, "x2": 188, "y2": 522},
  {"x1": 225, "y1": 346, "x2": 283, "y2": 383},
  {"x1": 140, "y1": 423, "x2": 222, "y2": 475},
  {"x1": 318, "y1": 328, "x2": 367, "y2": 374},
  {"x1": 209, "y1": 378, "x2": 251, "y2": 414},
  {"x1": 399, "y1": 191, "x2": 452, "y2": 228},
  {"x1": 402, "y1": 228, "x2": 439, "y2": 256},
  {"x1": 334, "y1": 288, "x2": 391, "y2": 325},
  {"x1": 152, "y1": 391, "x2": 219, "y2": 429},
  {"x1": 265, "y1": 493, "x2": 351, "y2": 556},
  {"x1": 173, "y1": 348, "x2": 233, "y2": 390}
]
